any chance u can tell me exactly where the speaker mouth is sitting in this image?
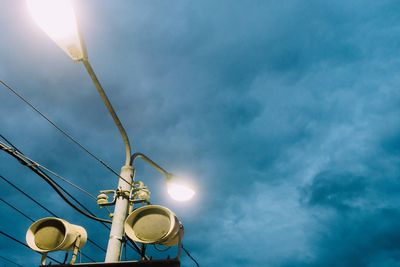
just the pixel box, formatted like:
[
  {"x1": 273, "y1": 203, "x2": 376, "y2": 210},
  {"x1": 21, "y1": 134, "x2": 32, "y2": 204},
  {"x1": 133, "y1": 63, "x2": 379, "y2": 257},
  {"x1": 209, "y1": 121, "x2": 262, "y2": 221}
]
[
  {"x1": 26, "y1": 217, "x2": 87, "y2": 252},
  {"x1": 34, "y1": 220, "x2": 66, "y2": 251},
  {"x1": 124, "y1": 205, "x2": 183, "y2": 246},
  {"x1": 131, "y1": 208, "x2": 171, "y2": 242}
]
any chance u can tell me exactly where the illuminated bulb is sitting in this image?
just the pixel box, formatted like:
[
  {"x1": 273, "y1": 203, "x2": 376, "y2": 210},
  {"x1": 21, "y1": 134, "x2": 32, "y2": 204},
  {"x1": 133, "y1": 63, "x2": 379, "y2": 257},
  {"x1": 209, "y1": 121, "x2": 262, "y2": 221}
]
[
  {"x1": 167, "y1": 182, "x2": 195, "y2": 202},
  {"x1": 27, "y1": 0, "x2": 86, "y2": 61}
]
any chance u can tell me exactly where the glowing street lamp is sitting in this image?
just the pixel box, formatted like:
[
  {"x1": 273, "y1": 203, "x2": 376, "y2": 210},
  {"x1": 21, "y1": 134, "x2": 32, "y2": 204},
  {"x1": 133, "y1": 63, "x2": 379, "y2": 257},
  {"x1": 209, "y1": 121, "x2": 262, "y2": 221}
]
[
  {"x1": 167, "y1": 181, "x2": 195, "y2": 202},
  {"x1": 26, "y1": 0, "x2": 86, "y2": 61}
]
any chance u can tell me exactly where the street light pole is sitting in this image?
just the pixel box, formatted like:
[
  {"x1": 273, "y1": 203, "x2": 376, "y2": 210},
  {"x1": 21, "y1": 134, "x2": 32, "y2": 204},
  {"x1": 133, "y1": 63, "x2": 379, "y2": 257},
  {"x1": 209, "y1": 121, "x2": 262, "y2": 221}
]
[
  {"x1": 27, "y1": 0, "x2": 195, "y2": 262},
  {"x1": 81, "y1": 59, "x2": 134, "y2": 262}
]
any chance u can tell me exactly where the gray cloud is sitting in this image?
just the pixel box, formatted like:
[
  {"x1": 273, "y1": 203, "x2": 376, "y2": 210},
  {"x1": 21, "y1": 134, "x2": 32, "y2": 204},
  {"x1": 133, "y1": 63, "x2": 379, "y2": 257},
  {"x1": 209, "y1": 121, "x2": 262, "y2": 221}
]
[{"x1": 1, "y1": 0, "x2": 400, "y2": 266}]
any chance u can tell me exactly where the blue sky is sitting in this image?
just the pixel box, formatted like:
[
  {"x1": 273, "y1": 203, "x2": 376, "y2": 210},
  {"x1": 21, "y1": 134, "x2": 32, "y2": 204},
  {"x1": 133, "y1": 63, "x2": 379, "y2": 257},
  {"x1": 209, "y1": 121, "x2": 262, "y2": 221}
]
[{"x1": 1, "y1": 0, "x2": 400, "y2": 266}]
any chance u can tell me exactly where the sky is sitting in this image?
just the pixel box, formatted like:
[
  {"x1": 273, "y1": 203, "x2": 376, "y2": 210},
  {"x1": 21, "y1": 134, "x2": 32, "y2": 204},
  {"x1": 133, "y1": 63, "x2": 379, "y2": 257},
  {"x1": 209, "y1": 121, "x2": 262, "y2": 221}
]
[{"x1": 1, "y1": 0, "x2": 400, "y2": 266}]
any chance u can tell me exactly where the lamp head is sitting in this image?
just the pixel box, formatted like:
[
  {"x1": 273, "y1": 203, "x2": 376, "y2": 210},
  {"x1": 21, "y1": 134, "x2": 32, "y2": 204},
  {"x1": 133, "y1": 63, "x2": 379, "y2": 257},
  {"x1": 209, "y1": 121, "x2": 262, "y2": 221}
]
[
  {"x1": 166, "y1": 175, "x2": 195, "y2": 202},
  {"x1": 27, "y1": 0, "x2": 87, "y2": 61}
]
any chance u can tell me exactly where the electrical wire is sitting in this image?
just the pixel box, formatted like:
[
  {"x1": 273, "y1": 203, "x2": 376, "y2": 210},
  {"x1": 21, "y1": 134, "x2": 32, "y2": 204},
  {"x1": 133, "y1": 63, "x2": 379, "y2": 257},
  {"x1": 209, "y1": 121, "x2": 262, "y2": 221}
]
[
  {"x1": 40, "y1": 167, "x2": 112, "y2": 226},
  {"x1": 0, "y1": 81, "x2": 157, "y2": 259},
  {"x1": 0, "y1": 134, "x2": 110, "y2": 254},
  {"x1": 0, "y1": 174, "x2": 57, "y2": 217},
  {"x1": 0, "y1": 230, "x2": 62, "y2": 264},
  {"x1": 0, "y1": 196, "x2": 97, "y2": 263},
  {"x1": 0, "y1": 197, "x2": 34, "y2": 222},
  {"x1": 0, "y1": 135, "x2": 196, "y2": 264},
  {"x1": 0, "y1": 133, "x2": 112, "y2": 215},
  {"x1": 0, "y1": 80, "x2": 132, "y2": 186},
  {"x1": 153, "y1": 244, "x2": 172, "y2": 252},
  {"x1": 0, "y1": 83, "x2": 148, "y2": 256},
  {"x1": 35, "y1": 162, "x2": 98, "y2": 202},
  {"x1": 0, "y1": 134, "x2": 21, "y2": 153},
  {"x1": 182, "y1": 244, "x2": 200, "y2": 267},
  {"x1": 0, "y1": 174, "x2": 106, "y2": 253},
  {"x1": 0, "y1": 254, "x2": 23, "y2": 267},
  {"x1": 0, "y1": 141, "x2": 112, "y2": 224},
  {"x1": 0, "y1": 79, "x2": 169, "y2": 260},
  {"x1": 0, "y1": 140, "x2": 144, "y2": 256},
  {"x1": 0, "y1": 134, "x2": 110, "y2": 230}
]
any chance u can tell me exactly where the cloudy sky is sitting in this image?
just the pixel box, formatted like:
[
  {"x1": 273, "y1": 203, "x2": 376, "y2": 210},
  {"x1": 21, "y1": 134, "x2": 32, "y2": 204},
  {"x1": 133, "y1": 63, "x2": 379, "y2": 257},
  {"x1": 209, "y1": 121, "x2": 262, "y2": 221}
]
[{"x1": 1, "y1": 0, "x2": 400, "y2": 266}]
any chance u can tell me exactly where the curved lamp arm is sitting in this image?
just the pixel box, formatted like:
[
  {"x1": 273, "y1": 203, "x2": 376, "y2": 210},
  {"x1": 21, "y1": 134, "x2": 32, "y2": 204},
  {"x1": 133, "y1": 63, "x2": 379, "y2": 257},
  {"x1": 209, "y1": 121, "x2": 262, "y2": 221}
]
[
  {"x1": 131, "y1": 152, "x2": 171, "y2": 180},
  {"x1": 82, "y1": 59, "x2": 132, "y2": 166},
  {"x1": 131, "y1": 152, "x2": 195, "y2": 202}
]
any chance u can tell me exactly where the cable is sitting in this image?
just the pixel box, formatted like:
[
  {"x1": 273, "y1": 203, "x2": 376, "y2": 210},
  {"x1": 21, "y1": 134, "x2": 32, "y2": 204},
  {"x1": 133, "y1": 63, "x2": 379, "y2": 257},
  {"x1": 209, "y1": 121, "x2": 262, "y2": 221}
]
[
  {"x1": 0, "y1": 174, "x2": 106, "y2": 253},
  {"x1": 0, "y1": 82, "x2": 148, "y2": 258},
  {"x1": 0, "y1": 137, "x2": 111, "y2": 227},
  {"x1": 0, "y1": 141, "x2": 144, "y2": 256},
  {"x1": 153, "y1": 244, "x2": 172, "y2": 252},
  {"x1": 0, "y1": 133, "x2": 112, "y2": 215},
  {"x1": 182, "y1": 244, "x2": 200, "y2": 267},
  {"x1": 0, "y1": 136, "x2": 113, "y2": 226},
  {"x1": 39, "y1": 165, "x2": 112, "y2": 215},
  {"x1": 35, "y1": 163, "x2": 98, "y2": 201},
  {"x1": 0, "y1": 230, "x2": 62, "y2": 264},
  {"x1": 41, "y1": 168, "x2": 112, "y2": 226},
  {"x1": 0, "y1": 141, "x2": 111, "y2": 224},
  {"x1": 0, "y1": 197, "x2": 34, "y2": 222},
  {"x1": 0, "y1": 197, "x2": 96, "y2": 263},
  {"x1": 0, "y1": 254, "x2": 23, "y2": 267},
  {"x1": 0, "y1": 134, "x2": 21, "y2": 153},
  {"x1": 0, "y1": 174, "x2": 57, "y2": 217},
  {"x1": 2, "y1": 128, "x2": 96, "y2": 202},
  {"x1": 0, "y1": 80, "x2": 132, "y2": 186},
  {"x1": 63, "y1": 252, "x2": 69, "y2": 265}
]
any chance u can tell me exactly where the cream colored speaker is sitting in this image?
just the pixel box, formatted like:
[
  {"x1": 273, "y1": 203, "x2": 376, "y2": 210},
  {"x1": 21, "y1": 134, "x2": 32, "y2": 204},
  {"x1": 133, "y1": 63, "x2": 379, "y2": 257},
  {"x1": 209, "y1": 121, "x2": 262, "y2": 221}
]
[
  {"x1": 26, "y1": 217, "x2": 87, "y2": 252},
  {"x1": 124, "y1": 205, "x2": 183, "y2": 246}
]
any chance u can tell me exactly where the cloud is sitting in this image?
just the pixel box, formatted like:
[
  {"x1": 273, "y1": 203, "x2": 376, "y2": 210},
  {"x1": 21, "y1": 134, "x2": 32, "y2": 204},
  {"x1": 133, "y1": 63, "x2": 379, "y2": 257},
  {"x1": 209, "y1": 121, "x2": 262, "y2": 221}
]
[{"x1": 1, "y1": 0, "x2": 400, "y2": 266}]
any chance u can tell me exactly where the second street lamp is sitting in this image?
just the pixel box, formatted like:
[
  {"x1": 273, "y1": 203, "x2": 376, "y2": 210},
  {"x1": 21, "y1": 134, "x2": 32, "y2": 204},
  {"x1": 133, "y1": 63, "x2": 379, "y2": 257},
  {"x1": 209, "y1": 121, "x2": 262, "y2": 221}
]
[{"x1": 26, "y1": 0, "x2": 195, "y2": 263}]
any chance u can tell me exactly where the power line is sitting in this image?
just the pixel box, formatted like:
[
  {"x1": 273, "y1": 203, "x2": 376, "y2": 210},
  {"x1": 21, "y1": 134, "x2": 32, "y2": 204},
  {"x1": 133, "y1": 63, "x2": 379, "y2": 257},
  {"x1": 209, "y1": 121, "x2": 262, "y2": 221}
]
[
  {"x1": 0, "y1": 134, "x2": 21, "y2": 153},
  {"x1": 0, "y1": 85, "x2": 150, "y2": 259},
  {"x1": 0, "y1": 81, "x2": 155, "y2": 260},
  {"x1": 0, "y1": 254, "x2": 23, "y2": 267},
  {"x1": 0, "y1": 80, "x2": 132, "y2": 187},
  {"x1": 0, "y1": 136, "x2": 112, "y2": 225},
  {"x1": 0, "y1": 174, "x2": 106, "y2": 253},
  {"x1": 1, "y1": 133, "x2": 111, "y2": 214},
  {"x1": 0, "y1": 230, "x2": 62, "y2": 265},
  {"x1": 0, "y1": 135, "x2": 144, "y2": 255},
  {"x1": 32, "y1": 160, "x2": 98, "y2": 202},
  {"x1": 0, "y1": 77, "x2": 193, "y2": 261},
  {"x1": 0, "y1": 196, "x2": 97, "y2": 263},
  {"x1": 0, "y1": 137, "x2": 198, "y2": 265},
  {"x1": 0, "y1": 141, "x2": 111, "y2": 224},
  {"x1": 0, "y1": 141, "x2": 144, "y2": 257},
  {"x1": 0, "y1": 174, "x2": 57, "y2": 217},
  {"x1": 0, "y1": 197, "x2": 34, "y2": 222},
  {"x1": 182, "y1": 244, "x2": 200, "y2": 267}
]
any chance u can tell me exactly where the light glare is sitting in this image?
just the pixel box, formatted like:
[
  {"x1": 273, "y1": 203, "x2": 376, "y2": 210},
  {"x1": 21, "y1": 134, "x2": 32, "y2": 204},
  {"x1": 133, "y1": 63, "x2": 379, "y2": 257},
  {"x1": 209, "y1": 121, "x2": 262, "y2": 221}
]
[
  {"x1": 27, "y1": 0, "x2": 85, "y2": 61},
  {"x1": 167, "y1": 182, "x2": 195, "y2": 202}
]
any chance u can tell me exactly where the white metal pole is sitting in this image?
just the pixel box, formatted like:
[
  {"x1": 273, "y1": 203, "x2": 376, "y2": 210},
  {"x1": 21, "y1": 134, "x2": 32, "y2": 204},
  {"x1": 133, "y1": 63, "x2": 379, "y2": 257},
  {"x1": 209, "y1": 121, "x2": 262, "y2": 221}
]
[{"x1": 105, "y1": 165, "x2": 133, "y2": 262}]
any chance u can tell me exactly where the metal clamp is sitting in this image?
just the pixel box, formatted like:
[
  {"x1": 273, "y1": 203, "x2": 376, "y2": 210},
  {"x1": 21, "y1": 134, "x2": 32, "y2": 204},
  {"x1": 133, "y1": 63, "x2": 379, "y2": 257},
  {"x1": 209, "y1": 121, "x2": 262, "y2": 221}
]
[{"x1": 129, "y1": 181, "x2": 151, "y2": 203}]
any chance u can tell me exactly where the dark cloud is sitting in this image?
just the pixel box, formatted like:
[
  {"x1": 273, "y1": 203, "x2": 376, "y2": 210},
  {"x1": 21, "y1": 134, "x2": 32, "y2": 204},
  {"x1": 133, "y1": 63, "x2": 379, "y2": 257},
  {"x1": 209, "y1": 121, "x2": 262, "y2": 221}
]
[{"x1": 302, "y1": 171, "x2": 368, "y2": 210}]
